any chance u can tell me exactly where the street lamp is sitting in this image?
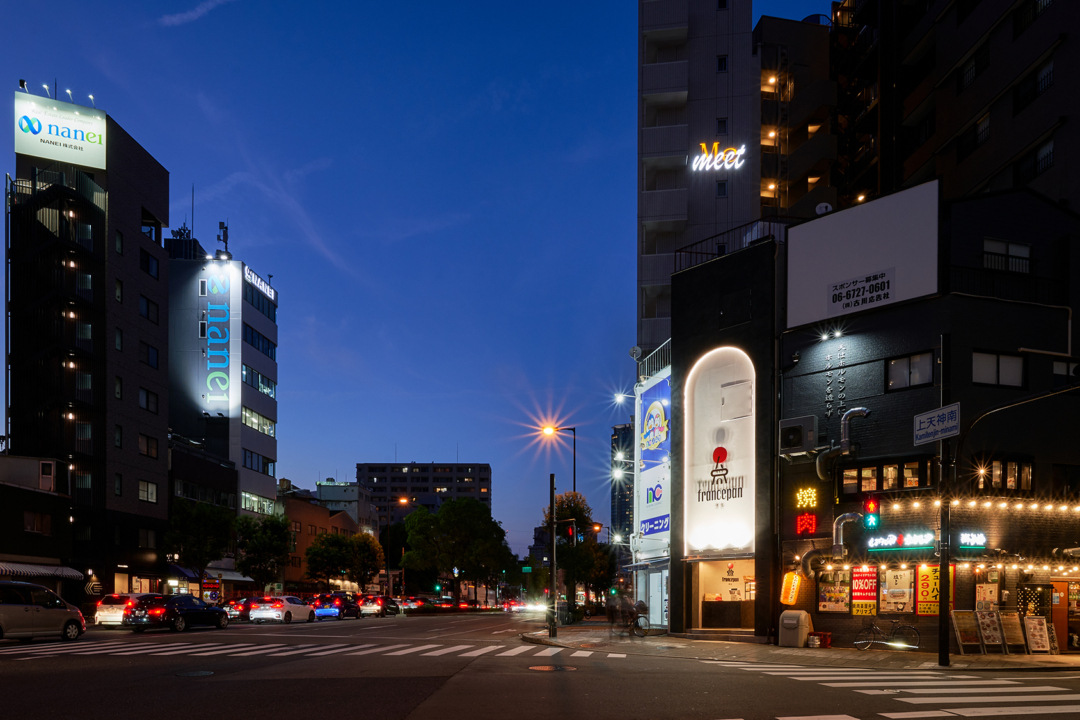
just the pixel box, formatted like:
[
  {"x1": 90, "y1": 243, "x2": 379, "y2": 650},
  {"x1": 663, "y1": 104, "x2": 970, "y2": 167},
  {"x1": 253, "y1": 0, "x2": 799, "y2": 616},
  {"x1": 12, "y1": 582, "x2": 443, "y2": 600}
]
[
  {"x1": 382, "y1": 497, "x2": 411, "y2": 597},
  {"x1": 541, "y1": 425, "x2": 577, "y2": 493}
]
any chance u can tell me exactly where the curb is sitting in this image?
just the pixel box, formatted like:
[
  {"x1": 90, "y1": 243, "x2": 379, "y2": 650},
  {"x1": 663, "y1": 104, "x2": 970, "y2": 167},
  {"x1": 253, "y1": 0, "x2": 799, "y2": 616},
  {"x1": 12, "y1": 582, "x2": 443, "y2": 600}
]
[{"x1": 520, "y1": 632, "x2": 572, "y2": 649}]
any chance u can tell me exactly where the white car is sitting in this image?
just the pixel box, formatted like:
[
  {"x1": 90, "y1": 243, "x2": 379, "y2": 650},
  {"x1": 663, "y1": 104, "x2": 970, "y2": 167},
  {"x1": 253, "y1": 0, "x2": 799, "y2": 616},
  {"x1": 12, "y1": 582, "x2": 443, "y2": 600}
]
[
  {"x1": 249, "y1": 596, "x2": 315, "y2": 624},
  {"x1": 94, "y1": 593, "x2": 156, "y2": 626}
]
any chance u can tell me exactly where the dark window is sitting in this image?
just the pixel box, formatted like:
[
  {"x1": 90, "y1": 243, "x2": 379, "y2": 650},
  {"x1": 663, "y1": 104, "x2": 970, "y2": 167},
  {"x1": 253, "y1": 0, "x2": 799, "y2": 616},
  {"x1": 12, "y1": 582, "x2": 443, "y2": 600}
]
[
  {"x1": 138, "y1": 388, "x2": 159, "y2": 414},
  {"x1": 115, "y1": 230, "x2": 123, "y2": 255},
  {"x1": 1053, "y1": 361, "x2": 1079, "y2": 388},
  {"x1": 716, "y1": 181, "x2": 728, "y2": 198},
  {"x1": 139, "y1": 249, "x2": 159, "y2": 279},
  {"x1": 23, "y1": 511, "x2": 51, "y2": 535},
  {"x1": 716, "y1": 117, "x2": 728, "y2": 135},
  {"x1": 886, "y1": 353, "x2": 934, "y2": 391},
  {"x1": 115, "y1": 280, "x2": 123, "y2": 303},
  {"x1": 140, "y1": 223, "x2": 155, "y2": 240},
  {"x1": 115, "y1": 328, "x2": 123, "y2": 352},
  {"x1": 718, "y1": 0, "x2": 727, "y2": 7},
  {"x1": 243, "y1": 282, "x2": 277, "y2": 322},
  {"x1": 243, "y1": 323, "x2": 276, "y2": 360},
  {"x1": 1014, "y1": 58, "x2": 1053, "y2": 115},
  {"x1": 115, "y1": 425, "x2": 122, "y2": 448},
  {"x1": 138, "y1": 434, "x2": 159, "y2": 459},
  {"x1": 243, "y1": 449, "x2": 277, "y2": 477},
  {"x1": 308, "y1": 525, "x2": 316, "y2": 536},
  {"x1": 983, "y1": 238, "x2": 1030, "y2": 273},
  {"x1": 717, "y1": 55, "x2": 728, "y2": 73},
  {"x1": 138, "y1": 528, "x2": 156, "y2": 549},
  {"x1": 957, "y1": 42, "x2": 990, "y2": 93},
  {"x1": 114, "y1": 376, "x2": 122, "y2": 400},
  {"x1": 114, "y1": 473, "x2": 122, "y2": 496},
  {"x1": 972, "y1": 352, "x2": 1024, "y2": 387},
  {"x1": 1014, "y1": 0, "x2": 1052, "y2": 39},
  {"x1": 1015, "y1": 138, "x2": 1054, "y2": 185},
  {"x1": 199, "y1": 279, "x2": 207, "y2": 297},
  {"x1": 956, "y1": 114, "x2": 990, "y2": 162},
  {"x1": 139, "y1": 296, "x2": 159, "y2": 324},
  {"x1": 140, "y1": 342, "x2": 159, "y2": 369},
  {"x1": 139, "y1": 480, "x2": 158, "y2": 503}
]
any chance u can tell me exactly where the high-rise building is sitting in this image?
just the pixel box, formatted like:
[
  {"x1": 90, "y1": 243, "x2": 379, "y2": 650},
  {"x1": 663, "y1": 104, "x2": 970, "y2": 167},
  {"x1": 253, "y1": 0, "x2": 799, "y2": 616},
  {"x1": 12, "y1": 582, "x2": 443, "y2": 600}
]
[
  {"x1": 355, "y1": 462, "x2": 492, "y2": 527},
  {"x1": 167, "y1": 226, "x2": 279, "y2": 516},
  {"x1": 610, "y1": 422, "x2": 634, "y2": 543},
  {"x1": 8, "y1": 90, "x2": 170, "y2": 597}
]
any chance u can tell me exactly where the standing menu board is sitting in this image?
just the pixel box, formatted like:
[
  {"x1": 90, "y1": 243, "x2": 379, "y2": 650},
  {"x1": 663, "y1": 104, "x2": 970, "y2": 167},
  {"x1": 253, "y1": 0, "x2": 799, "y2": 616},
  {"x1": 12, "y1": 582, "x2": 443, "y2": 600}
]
[
  {"x1": 950, "y1": 610, "x2": 983, "y2": 655},
  {"x1": 975, "y1": 611, "x2": 1005, "y2": 652},
  {"x1": 1024, "y1": 615, "x2": 1051, "y2": 654},
  {"x1": 999, "y1": 612, "x2": 1028, "y2": 652},
  {"x1": 916, "y1": 564, "x2": 956, "y2": 616}
]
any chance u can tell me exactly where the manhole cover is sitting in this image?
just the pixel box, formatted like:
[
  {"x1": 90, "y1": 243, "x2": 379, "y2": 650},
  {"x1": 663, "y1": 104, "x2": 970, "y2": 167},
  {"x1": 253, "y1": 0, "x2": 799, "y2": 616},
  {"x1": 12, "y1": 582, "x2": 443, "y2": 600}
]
[
  {"x1": 176, "y1": 671, "x2": 214, "y2": 677},
  {"x1": 529, "y1": 665, "x2": 577, "y2": 672}
]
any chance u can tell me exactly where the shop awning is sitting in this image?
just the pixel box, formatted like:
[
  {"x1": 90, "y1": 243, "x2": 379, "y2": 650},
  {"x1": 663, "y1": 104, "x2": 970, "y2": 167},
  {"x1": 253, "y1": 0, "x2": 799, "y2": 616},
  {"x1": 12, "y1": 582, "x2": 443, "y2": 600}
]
[
  {"x1": 207, "y1": 570, "x2": 254, "y2": 583},
  {"x1": 0, "y1": 562, "x2": 84, "y2": 580},
  {"x1": 168, "y1": 564, "x2": 198, "y2": 579},
  {"x1": 623, "y1": 557, "x2": 671, "y2": 571}
]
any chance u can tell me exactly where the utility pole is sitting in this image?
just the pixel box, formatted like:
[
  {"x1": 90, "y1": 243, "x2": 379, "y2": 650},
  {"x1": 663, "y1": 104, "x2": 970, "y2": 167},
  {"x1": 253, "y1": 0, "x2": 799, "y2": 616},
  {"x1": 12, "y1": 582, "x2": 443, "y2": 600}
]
[{"x1": 549, "y1": 473, "x2": 557, "y2": 638}]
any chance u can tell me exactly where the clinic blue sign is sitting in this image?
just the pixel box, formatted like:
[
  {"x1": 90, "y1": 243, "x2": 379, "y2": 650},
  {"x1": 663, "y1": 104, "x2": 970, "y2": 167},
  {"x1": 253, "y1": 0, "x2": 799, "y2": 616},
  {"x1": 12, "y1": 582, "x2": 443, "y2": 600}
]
[{"x1": 640, "y1": 514, "x2": 670, "y2": 537}]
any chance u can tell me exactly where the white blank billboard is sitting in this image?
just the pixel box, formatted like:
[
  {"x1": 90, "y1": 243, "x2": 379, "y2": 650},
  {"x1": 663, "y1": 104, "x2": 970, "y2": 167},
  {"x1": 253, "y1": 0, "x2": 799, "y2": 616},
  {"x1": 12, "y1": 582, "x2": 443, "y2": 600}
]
[{"x1": 787, "y1": 181, "x2": 939, "y2": 329}]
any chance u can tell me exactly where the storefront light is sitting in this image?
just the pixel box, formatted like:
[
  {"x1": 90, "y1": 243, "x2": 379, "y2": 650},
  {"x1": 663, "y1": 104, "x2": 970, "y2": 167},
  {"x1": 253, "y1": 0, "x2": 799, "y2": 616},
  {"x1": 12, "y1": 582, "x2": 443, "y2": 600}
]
[
  {"x1": 1014, "y1": 503, "x2": 1024, "y2": 510},
  {"x1": 842, "y1": 564, "x2": 850, "y2": 570},
  {"x1": 900, "y1": 564, "x2": 907, "y2": 569},
  {"x1": 879, "y1": 564, "x2": 886, "y2": 570},
  {"x1": 1060, "y1": 505, "x2": 1069, "y2": 511},
  {"x1": 1027, "y1": 564, "x2": 1035, "y2": 570},
  {"x1": 968, "y1": 500, "x2": 977, "y2": 507},
  {"x1": 951, "y1": 500, "x2": 960, "y2": 506},
  {"x1": 1029, "y1": 503, "x2": 1039, "y2": 509},
  {"x1": 920, "y1": 564, "x2": 928, "y2": 569},
  {"x1": 982, "y1": 501, "x2": 992, "y2": 508},
  {"x1": 860, "y1": 565, "x2": 869, "y2": 571},
  {"x1": 793, "y1": 555, "x2": 800, "y2": 561},
  {"x1": 1058, "y1": 566, "x2": 1065, "y2": 571},
  {"x1": 1073, "y1": 506, "x2": 1080, "y2": 512},
  {"x1": 1045, "y1": 504, "x2": 1054, "y2": 510},
  {"x1": 961, "y1": 563, "x2": 970, "y2": 569},
  {"x1": 998, "y1": 502, "x2": 1007, "y2": 508},
  {"x1": 933, "y1": 500, "x2": 941, "y2": 507},
  {"x1": 1043, "y1": 565, "x2": 1050, "y2": 570},
  {"x1": 892, "y1": 502, "x2": 900, "y2": 510},
  {"x1": 1012, "y1": 564, "x2": 1019, "y2": 570},
  {"x1": 912, "y1": 501, "x2": 920, "y2": 508}
]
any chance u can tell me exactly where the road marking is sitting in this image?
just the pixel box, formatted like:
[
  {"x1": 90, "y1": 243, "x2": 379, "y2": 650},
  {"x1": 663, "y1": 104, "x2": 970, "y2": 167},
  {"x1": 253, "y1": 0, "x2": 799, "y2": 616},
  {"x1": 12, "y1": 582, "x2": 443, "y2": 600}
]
[
  {"x1": 306, "y1": 645, "x2": 367, "y2": 656},
  {"x1": 607, "y1": 653, "x2": 626, "y2": 658},
  {"x1": 189, "y1": 644, "x2": 258, "y2": 656},
  {"x1": 423, "y1": 645, "x2": 473, "y2": 656},
  {"x1": 899, "y1": 694, "x2": 1080, "y2": 705},
  {"x1": 0, "y1": 641, "x2": 129, "y2": 655},
  {"x1": 10, "y1": 642, "x2": 133, "y2": 656},
  {"x1": 110, "y1": 645, "x2": 199, "y2": 656},
  {"x1": 945, "y1": 706, "x2": 1080, "y2": 717},
  {"x1": 879, "y1": 712, "x2": 957, "y2": 718},
  {"x1": 776, "y1": 715, "x2": 861, "y2": 720},
  {"x1": 152, "y1": 644, "x2": 227, "y2": 656},
  {"x1": 570, "y1": 650, "x2": 593, "y2": 657},
  {"x1": 497, "y1": 646, "x2": 532, "y2": 656},
  {"x1": 346, "y1": 644, "x2": 408, "y2": 656},
  {"x1": 823, "y1": 681, "x2": 1022, "y2": 688},
  {"x1": 265, "y1": 644, "x2": 317, "y2": 656},
  {"x1": 532, "y1": 647, "x2": 561, "y2": 657},
  {"x1": 229, "y1": 644, "x2": 290, "y2": 656},
  {"x1": 900, "y1": 687, "x2": 1070, "y2": 695},
  {"x1": 794, "y1": 675, "x2": 949, "y2": 682},
  {"x1": 385, "y1": 644, "x2": 441, "y2": 656},
  {"x1": 459, "y1": 646, "x2": 499, "y2": 657}
]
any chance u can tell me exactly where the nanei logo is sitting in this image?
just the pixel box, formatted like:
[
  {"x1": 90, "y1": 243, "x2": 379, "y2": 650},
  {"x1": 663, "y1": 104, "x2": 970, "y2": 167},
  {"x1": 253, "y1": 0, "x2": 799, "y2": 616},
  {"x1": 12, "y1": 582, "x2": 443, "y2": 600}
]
[
  {"x1": 244, "y1": 266, "x2": 276, "y2": 302},
  {"x1": 208, "y1": 275, "x2": 230, "y2": 295},
  {"x1": 691, "y1": 143, "x2": 747, "y2": 172},
  {"x1": 17, "y1": 114, "x2": 103, "y2": 145},
  {"x1": 18, "y1": 116, "x2": 41, "y2": 134},
  {"x1": 205, "y1": 276, "x2": 231, "y2": 405}
]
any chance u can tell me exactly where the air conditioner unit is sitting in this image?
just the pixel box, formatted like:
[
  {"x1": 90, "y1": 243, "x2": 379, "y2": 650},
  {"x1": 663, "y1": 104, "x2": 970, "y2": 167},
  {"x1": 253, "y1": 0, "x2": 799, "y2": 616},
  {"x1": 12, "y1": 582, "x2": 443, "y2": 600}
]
[{"x1": 779, "y1": 416, "x2": 817, "y2": 455}]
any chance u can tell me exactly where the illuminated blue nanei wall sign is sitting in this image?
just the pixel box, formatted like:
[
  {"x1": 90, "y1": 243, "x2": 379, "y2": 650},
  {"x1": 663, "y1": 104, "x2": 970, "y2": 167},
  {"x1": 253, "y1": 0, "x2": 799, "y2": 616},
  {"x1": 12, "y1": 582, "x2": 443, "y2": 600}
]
[
  {"x1": 244, "y1": 265, "x2": 275, "y2": 302},
  {"x1": 205, "y1": 274, "x2": 232, "y2": 405}
]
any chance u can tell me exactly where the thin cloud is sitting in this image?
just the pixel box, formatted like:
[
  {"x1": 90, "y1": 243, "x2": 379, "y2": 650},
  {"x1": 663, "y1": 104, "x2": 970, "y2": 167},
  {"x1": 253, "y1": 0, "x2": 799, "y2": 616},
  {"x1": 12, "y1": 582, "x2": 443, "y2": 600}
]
[{"x1": 159, "y1": 0, "x2": 239, "y2": 27}]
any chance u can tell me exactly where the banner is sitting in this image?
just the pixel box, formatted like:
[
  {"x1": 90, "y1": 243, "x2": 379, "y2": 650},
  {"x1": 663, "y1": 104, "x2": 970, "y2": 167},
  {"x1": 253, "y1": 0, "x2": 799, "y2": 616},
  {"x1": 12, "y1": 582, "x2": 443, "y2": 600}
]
[
  {"x1": 851, "y1": 567, "x2": 877, "y2": 616},
  {"x1": 916, "y1": 564, "x2": 955, "y2": 616}
]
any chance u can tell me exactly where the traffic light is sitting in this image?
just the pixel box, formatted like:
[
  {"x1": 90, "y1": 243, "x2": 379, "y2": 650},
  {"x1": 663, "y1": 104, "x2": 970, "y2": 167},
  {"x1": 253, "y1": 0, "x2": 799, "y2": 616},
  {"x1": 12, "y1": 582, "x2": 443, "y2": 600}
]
[
  {"x1": 434, "y1": 583, "x2": 441, "y2": 592},
  {"x1": 863, "y1": 497, "x2": 880, "y2": 530},
  {"x1": 610, "y1": 587, "x2": 617, "y2": 596},
  {"x1": 566, "y1": 523, "x2": 576, "y2": 546},
  {"x1": 592, "y1": 523, "x2": 602, "y2": 534}
]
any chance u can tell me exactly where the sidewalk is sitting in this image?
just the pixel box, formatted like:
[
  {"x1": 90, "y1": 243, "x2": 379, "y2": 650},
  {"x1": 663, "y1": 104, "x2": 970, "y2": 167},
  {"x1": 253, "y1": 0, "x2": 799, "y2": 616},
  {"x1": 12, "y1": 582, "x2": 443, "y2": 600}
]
[{"x1": 521, "y1": 620, "x2": 1080, "y2": 671}]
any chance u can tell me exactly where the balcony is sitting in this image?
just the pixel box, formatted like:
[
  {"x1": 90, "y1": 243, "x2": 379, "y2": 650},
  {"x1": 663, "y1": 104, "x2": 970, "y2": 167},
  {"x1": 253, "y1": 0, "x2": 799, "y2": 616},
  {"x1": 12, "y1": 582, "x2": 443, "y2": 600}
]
[
  {"x1": 639, "y1": 188, "x2": 687, "y2": 226},
  {"x1": 786, "y1": 132, "x2": 838, "y2": 185},
  {"x1": 639, "y1": 253, "x2": 675, "y2": 285},
  {"x1": 788, "y1": 184, "x2": 838, "y2": 220},
  {"x1": 950, "y1": 265, "x2": 1061, "y2": 305},
  {"x1": 642, "y1": 61, "x2": 688, "y2": 101},
  {"x1": 788, "y1": 79, "x2": 837, "y2": 130},
  {"x1": 641, "y1": 124, "x2": 688, "y2": 159},
  {"x1": 641, "y1": 0, "x2": 687, "y2": 31}
]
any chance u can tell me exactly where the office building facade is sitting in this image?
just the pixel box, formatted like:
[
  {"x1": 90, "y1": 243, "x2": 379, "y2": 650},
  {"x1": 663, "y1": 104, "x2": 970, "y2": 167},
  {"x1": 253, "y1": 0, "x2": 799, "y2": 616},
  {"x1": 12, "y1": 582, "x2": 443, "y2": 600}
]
[
  {"x1": 316, "y1": 477, "x2": 378, "y2": 536},
  {"x1": 8, "y1": 91, "x2": 170, "y2": 598},
  {"x1": 168, "y1": 232, "x2": 280, "y2": 516},
  {"x1": 355, "y1": 462, "x2": 492, "y2": 527}
]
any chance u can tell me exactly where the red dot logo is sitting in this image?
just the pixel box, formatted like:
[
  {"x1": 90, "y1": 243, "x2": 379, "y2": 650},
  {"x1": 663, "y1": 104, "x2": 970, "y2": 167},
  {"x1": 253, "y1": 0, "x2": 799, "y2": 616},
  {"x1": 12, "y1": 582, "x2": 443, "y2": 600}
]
[
  {"x1": 727, "y1": 562, "x2": 735, "y2": 570},
  {"x1": 712, "y1": 447, "x2": 728, "y2": 464}
]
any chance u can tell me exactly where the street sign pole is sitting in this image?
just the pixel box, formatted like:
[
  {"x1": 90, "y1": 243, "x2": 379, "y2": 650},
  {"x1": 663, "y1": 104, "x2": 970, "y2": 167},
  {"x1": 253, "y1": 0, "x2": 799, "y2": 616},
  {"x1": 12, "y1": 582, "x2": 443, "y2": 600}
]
[{"x1": 549, "y1": 473, "x2": 557, "y2": 638}]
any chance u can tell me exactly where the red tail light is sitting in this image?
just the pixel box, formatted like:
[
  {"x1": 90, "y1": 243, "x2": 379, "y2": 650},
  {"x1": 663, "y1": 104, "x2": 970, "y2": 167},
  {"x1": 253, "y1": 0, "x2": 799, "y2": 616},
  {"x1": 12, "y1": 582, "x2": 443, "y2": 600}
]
[
  {"x1": 273, "y1": 602, "x2": 283, "y2": 609},
  {"x1": 96, "y1": 600, "x2": 102, "y2": 606},
  {"x1": 263, "y1": 596, "x2": 272, "y2": 602},
  {"x1": 313, "y1": 601, "x2": 320, "y2": 608},
  {"x1": 126, "y1": 600, "x2": 134, "y2": 607},
  {"x1": 334, "y1": 599, "x2": 341, "y2": 606},
  {"x1": 250, "y1": 603, "x2": 260, "y2": 609},
  {"x1": 150, "y1": 608, "x2": 165, "y2": 615},
  {"x1": 376, "y1": 599, "x2": 383, "y2": 606}
]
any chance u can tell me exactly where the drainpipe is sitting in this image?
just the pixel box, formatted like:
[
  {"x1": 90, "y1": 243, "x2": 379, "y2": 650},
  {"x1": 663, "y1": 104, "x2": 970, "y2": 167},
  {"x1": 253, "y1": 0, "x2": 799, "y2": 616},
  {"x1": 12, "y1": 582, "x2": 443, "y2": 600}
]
[
  {"x1": 815, "y1": 407, "x2": 872, "y2": 481},
  {"x1": 798, "y1": 548, "x2": 827, "y2": 579},
  {"x1": 832, "y1": 513, "x2": 862, "y2": 562}
]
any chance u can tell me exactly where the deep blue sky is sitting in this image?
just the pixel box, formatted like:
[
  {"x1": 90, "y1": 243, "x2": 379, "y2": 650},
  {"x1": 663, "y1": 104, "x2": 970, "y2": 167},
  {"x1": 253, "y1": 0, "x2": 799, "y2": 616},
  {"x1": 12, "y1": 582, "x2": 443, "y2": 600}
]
[{"x1": 5, "y1": 0, "x2": 823, "y2": 555}]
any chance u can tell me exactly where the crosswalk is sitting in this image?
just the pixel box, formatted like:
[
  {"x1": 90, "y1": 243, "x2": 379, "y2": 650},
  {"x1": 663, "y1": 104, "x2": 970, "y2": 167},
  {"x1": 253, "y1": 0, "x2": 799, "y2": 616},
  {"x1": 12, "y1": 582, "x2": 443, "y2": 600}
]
[
  {"x1": 704, "y1": 661, "x2": 1080, "y2": 718},
  {"x1": 0, "y1": 639, "x2": 626, "y2": 663}
]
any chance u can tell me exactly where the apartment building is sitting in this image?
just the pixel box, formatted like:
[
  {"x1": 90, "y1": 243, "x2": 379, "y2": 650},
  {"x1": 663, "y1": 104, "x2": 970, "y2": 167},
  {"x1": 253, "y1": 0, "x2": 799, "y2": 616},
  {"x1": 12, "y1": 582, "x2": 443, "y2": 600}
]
[{"x1": 355, "y1": 463, "x2": 492, "y2": 527}]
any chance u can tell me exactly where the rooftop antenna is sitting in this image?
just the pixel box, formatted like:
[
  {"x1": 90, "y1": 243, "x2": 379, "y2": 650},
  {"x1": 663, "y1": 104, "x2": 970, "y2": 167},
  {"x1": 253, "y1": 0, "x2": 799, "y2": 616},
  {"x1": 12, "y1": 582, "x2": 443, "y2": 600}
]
[
  {"x1": 191, "y1": 185, "x2": 195, "y2": 241},
  {"x1": 216, "y1": 220, "x2": 229, "y2": 254}
]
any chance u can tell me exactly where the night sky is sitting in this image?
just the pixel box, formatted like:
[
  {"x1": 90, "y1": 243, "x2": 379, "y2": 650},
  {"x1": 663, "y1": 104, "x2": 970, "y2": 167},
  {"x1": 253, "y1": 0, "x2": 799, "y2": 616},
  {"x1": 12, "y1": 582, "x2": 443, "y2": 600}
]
[{"x1": 4, "y1": 0, "x2": 824, "y2": 555}]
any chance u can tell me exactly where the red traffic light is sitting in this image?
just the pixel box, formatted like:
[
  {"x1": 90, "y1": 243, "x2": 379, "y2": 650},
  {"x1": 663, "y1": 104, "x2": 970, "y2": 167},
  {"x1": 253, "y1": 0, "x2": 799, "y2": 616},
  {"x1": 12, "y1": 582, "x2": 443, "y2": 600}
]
[
  {"x1": 864, "y1": 499, "x2": 878, "y2": 513},
  {"x1": 567, "y1": 525, "x2": 575, "y2": 537}
]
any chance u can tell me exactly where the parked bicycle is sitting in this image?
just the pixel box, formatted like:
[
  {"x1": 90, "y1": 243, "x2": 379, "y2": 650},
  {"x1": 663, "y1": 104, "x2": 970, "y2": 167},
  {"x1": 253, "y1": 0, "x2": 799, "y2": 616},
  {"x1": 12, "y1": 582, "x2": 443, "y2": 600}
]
[
  {"x1": 854, "y1": 618, "x2": 920, "y2": 651},
  {"x1": 616, "y1": 600, "x2": 650, "y2": 637}
]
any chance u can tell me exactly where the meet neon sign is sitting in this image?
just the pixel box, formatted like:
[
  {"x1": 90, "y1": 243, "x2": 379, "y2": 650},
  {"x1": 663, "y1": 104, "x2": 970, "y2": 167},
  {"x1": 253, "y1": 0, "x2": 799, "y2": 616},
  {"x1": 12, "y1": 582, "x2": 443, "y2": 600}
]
[{"x1": 691, "y1": 142, "x2": 747, "y2": 172}]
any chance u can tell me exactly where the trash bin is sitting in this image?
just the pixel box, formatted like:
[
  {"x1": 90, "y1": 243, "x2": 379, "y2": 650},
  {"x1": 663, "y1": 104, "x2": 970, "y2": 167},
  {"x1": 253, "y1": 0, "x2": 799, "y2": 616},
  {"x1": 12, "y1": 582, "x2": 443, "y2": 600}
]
[{"x1": 778, "y1": 610, "x2": 812, "y2": 647}]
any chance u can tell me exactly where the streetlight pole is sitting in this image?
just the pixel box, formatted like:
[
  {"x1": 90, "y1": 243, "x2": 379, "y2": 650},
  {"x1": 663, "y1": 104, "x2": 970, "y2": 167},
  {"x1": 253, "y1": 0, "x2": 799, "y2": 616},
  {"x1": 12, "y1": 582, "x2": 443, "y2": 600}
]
[
  {"x1": 548, "y1": 472, "x2": 557, "y2": 638},
  {"x1": 541, "y1": 426, "x2": 576, "y2": 493}
]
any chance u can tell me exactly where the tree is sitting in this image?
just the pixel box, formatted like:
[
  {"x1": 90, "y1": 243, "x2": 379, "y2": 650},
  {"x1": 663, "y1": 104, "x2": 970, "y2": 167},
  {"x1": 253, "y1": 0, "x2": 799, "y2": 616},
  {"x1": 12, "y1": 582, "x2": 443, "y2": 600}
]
[
  {"x1": 236, "y1": 514, "x2": 293, "y2": 591},
  {"x1": 544, "y1": 491, "x2": 597, "y2": 613},
  {"x1": 403, "y1": 499, "x2": 506, "y2": 601},
  {"x1": 305, "y1": 532, "x2": 385, "y2": 591},
  {"x1": 163, "y1": 499, "x2": 235, "y2": 593}
]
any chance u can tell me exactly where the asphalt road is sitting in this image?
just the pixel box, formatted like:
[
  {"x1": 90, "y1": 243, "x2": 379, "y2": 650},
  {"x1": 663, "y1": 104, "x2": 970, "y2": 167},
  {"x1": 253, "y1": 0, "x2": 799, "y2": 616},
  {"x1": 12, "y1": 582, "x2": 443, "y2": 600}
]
[{"x1": 5, "y1": 612, "x2": 1080, "y2": 720}]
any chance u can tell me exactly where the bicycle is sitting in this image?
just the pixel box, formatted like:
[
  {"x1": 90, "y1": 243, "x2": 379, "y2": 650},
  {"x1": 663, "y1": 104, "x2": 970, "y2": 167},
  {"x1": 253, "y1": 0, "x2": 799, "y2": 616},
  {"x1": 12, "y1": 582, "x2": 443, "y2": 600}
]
[{"x1": 854, "y1": 618, "x2": 920, "y2": 651}]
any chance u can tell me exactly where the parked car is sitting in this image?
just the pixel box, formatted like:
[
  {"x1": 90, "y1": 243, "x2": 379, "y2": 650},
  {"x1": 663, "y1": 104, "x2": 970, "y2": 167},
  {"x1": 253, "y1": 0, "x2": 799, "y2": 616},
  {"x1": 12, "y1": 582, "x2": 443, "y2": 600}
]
[
  {"x1": 312, "y1": 593, "x2": 359, "y2": 620},
  {"x1": 359, "y1": 595, "x2": 400, "y2": 617},
  {"x1": 458, "y1": 599, "x2": 479, "y2": 610},
  {"x1": 250, "y1": 596, "x2": 314, "y2": 624},
  {"x1": 225, "y1": 597, "x2": 256, "y2": 622},
  {"x1": 503, "y1": 600, "x2": 527, "y2": 613},
  {"x1": 434, "y1": 597, "x2": 455, "y2": 609},
  {"x1": 0, "y1": 580, "x2": 85, "y2": 642},
  {"x1": 123, "y1": 594, "x2": 229, "y2": 632},
  {"x1": 94, "y1": 593, "x2": 156, "y2": 626}
]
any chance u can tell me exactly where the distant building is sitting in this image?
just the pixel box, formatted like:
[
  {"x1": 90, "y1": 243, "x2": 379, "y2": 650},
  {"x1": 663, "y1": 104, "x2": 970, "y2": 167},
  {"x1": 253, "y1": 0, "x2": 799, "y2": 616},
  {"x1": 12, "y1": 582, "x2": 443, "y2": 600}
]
[
  {"x1": 355, "y1": 462, "x2": 491, "y2": 527},
  {"x1": 527, "y1": 525, "x2": 551, "y2": 568},
  {"x1": 611, "y1": 422, "x2": 635, "y2": 573},
  {"x1": 316, "y1": 477, "x2": 378, "y2": 536},
  {"x1": 279, "y1": 483, "x2": 361, "y2": 595}
]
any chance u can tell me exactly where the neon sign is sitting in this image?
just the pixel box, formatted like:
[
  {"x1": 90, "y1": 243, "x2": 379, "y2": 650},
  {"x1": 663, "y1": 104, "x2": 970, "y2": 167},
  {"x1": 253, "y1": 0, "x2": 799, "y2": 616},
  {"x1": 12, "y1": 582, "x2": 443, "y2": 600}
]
[
  {"x1": 795, "y1": 513, "x2": 817, "y2": 535},
  {"x1": 959, "y1": 532, "x2": 986, "y2": 548},
  {"x1": 244, "y1": 266, "x2": 276, "y2": 302},
  {"x1": 796, "y1": 487, "x2": 817, "y2": 509},
  {"x1": 691, "y1": 142, "x2": 747, "y2": 172},
  {"x1": 867, "y1": 531, "x2": 935, "y2": 551}
]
